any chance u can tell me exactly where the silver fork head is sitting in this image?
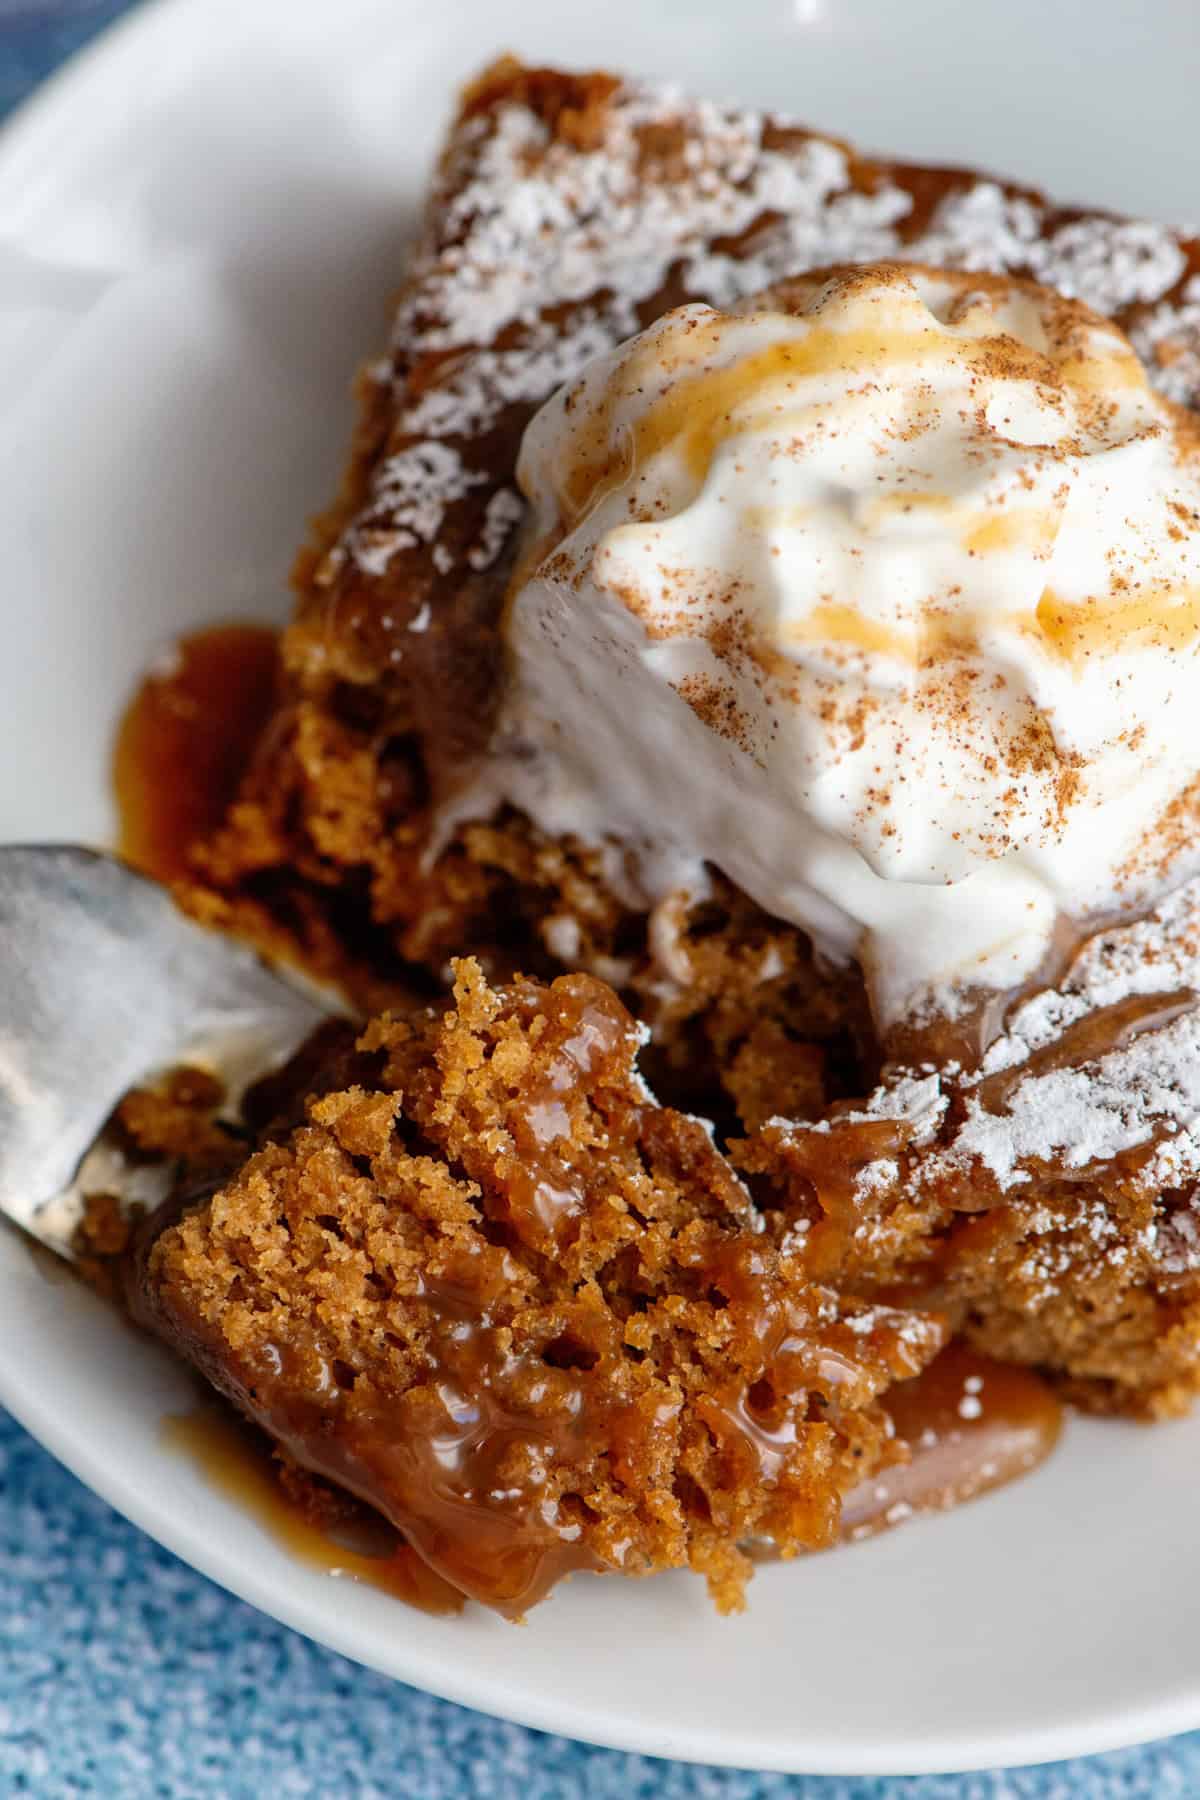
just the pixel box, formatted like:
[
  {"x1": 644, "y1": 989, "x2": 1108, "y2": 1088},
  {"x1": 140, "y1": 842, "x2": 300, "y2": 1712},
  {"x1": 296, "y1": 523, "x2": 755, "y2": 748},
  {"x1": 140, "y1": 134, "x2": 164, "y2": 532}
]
[{"x1": 0, "y1": 845, "x2": 330, "y2": 1255}]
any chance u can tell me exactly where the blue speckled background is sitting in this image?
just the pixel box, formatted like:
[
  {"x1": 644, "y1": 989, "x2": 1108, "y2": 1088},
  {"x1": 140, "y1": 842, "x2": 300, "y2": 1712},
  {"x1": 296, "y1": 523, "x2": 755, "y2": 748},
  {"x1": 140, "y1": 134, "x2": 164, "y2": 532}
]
[{"x1": 3, "y1": 5, "x2": 1200, "y2": 1793}]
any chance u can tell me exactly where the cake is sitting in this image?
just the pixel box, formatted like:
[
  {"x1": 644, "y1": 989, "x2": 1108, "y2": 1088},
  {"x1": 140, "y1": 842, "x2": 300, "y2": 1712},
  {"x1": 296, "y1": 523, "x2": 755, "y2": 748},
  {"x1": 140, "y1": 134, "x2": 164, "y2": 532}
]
[
  {"x1": 133, "y1": 959, "x2": 945, "y2": 1615},
  {"x1": 185, "y1": 59, "x2": 1200, "y2": 1014},
  {"x1": 120, "y1": 57, "x2": 1200, "y2": 1612}
]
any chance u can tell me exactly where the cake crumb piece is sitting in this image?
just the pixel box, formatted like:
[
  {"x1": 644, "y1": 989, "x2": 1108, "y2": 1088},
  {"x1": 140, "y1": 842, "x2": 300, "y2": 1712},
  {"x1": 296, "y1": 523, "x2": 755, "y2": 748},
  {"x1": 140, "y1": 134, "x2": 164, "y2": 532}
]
[{"x1": 134, "y1": 960, "x2": 945, "y2": 1616}]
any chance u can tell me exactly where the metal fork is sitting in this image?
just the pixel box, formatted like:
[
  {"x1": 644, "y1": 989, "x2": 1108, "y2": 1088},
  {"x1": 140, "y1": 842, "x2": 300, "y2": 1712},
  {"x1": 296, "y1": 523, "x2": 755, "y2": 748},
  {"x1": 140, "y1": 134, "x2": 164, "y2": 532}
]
[{"x1": 0, "y1": 845, "x2": 328, "y2": 1254}]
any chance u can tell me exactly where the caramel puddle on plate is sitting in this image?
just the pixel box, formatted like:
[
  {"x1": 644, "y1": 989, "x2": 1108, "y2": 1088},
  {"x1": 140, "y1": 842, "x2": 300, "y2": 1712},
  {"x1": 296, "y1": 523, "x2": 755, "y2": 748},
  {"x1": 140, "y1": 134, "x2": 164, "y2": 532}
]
[
  {"x1": 164, "y1": 1344, "x2": 1059, "y2": 1618},
  {"x1": 163, "y1": 1404, "x2": 464, "y2": 1616},
  {"x1": 114, "y1": 623, "x2": 280, "y2": 885},
  {"x1": 841, "y1": 1343, "x2": 1063, "y2": 1540}
]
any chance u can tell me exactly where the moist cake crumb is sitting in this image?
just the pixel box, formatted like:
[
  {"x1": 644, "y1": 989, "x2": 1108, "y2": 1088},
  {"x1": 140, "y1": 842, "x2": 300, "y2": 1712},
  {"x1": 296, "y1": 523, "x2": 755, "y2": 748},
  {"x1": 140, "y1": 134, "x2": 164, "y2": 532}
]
[{"x1": 133, "y1": 960, "x2": 945, "y2": 1616}]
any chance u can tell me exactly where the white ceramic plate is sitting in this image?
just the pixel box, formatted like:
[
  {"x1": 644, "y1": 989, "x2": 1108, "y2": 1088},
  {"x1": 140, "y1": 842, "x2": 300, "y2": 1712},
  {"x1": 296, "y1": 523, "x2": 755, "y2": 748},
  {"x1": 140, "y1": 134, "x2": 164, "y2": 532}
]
[{"x1": 1, "y1": 0, "x2": 1198, "y2": 1775}]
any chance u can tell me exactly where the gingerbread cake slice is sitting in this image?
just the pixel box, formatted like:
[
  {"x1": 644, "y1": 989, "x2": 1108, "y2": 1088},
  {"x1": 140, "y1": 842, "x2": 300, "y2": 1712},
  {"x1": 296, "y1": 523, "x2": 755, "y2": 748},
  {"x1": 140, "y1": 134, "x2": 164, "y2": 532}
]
[
  {"x1": 134, "y1": 52, "x2": 1200, "y2": 1490},
  {"x1": 736, "y1": 878, "x2": 1200, "y2": 1418},
  {"x1": 133, "y1": 960, "x2": 945, "y2": 1616}
]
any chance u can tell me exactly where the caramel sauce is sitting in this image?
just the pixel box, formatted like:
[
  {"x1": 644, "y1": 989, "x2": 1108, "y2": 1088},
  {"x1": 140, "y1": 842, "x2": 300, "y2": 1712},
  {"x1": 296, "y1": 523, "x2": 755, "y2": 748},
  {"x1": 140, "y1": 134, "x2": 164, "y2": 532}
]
[
  {"x1": 113, "y1": 623, "x2": 280, "y2": 884},
  {"x1": 162, "y1": 1404, "x2": 465, "y2": 1616},
  {"x1": 160, "y1": 989, "x2": 649, "y2": 1618},
  {"x1": 840, "y1": 1344, "x2": 1062, "y2": 1540},
  {"x1": 778, "y1": 599, "x2": 990, "y2": 665},
  {"x1": 962, "y1": 505, "x2": 1058, "y2": 557},
  {"x1": 166, "y1": 1348, "x2": 1052, "y2": 1613},
  {"x1": 740, "y1": 498, "x2": 1059, "y2": 563},
  {"x1": 884, "y1": 892, "x2": 1200, "y2": 1078},
  {"x1": 783, "y1": 601, "x2": 924, "y2": 664},
  {"x1": 767, "y1": 553, "x2": 1200, "y2": 671},
  {"x1": 139, "y1": 968, "x2": 953, "y2": 1619},
  {"x1": 201, "y1": 1326, "x2": 611, "y2": 1620},
  {"x1": 584, "y1": 328, "x2": 1053, "y2": 508},
  {"x1": 222, "y1": 1229, "x2": 934, "y2": 1618},
  {"x1": 880, "y1": 907, "x2": 1106, "y2": 1071},
  {"x1": 558, "y1": 296, "x2": 1143, "y2": 532},
  {"x1": 974, "y1": 987, "x2": 1197, "y2": 1115},
  {"x1": 1036, "y1": 580, "x2": 1200, "y2": 666},
  {"x1": 503, "y1": 986, "x2": 631, "y2": 1246},
  {"x1": 549, "y1": 281, "x2": 1191, "y2": 674}
]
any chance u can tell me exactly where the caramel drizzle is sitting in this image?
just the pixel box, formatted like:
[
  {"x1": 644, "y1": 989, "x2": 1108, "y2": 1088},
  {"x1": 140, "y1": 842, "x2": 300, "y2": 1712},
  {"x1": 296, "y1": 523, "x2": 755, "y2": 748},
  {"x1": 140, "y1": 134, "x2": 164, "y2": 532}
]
[{"x1": 548, "y1": 296, "x2": 1199, "y2": 671}]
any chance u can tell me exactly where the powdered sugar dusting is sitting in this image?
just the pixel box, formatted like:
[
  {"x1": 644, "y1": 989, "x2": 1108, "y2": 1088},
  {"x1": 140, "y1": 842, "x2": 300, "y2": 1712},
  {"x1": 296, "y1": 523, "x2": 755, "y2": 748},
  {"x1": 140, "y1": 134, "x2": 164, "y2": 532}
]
[
  {"x1": 467, "y1": 487, "x2": 524, "y2": 571},
  {"x1": 1129, "y1": 274, "x2": 1200, "y2": 408},
  {"x1": 677, "y1": 139, "x2": 912, "y2": 307},
  {"x1": 1030, "y1": 217, "x2": 1187, "y2": 314},
  {"x1": 951, "y1": 1010, "x2": 1200, "y2": 1189},
  {"x1": 982, "y1": 877, "x2": 1200, "y2": 1076},
  {"x1": 346, "y1": 441, "x2": 484, "y2": 576},
  {"x1": 916, "y1": 183, "x2": 1043, "y2": 270},
  {"x1": 769, "y1": 1068, "x2": 947, "y2": 1146},
  {"x1": 760, "y1": 875, "x2": 1200, "y2": 1254},
  {"x1": 861, "y1": 1072, "x2": 947, "y2": 1137},
  {"x1": 848, "y1": 877, "x2": 1200, "y2": 1209}
]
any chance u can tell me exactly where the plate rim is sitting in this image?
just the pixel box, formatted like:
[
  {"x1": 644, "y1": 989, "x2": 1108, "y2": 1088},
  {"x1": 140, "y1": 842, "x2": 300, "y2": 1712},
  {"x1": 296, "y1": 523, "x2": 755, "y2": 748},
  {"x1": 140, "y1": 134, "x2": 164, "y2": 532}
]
[{"x1": 1, "y1": 0, "x2": 1198, "y2": 1775}]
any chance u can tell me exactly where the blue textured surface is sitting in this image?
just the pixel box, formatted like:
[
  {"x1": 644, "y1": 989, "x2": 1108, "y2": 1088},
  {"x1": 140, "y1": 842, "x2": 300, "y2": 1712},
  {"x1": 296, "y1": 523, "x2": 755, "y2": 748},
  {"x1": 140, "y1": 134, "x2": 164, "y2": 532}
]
[
  {"x1": 0, "y1": 0, "x2": 132, "y2": 113},
  {"x1": 2, "y1": 6, "x2": 1199, "y2": 1795},
  {"x1": 5, "y1": 1404, "x2": 1200, "y2": 1798}
]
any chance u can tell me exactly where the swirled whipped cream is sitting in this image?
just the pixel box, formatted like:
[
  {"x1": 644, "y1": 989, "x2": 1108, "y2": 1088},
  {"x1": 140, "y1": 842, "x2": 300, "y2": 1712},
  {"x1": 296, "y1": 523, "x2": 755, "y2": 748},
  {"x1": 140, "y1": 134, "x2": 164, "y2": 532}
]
[{"x1": 472, "y1": 262, "x2": 1200, "y2": 1024}]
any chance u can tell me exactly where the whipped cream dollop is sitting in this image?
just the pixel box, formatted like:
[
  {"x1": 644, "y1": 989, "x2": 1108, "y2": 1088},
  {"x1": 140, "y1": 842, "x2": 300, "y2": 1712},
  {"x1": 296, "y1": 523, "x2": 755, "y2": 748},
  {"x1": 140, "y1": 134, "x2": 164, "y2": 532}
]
[{"x1": 473, "y1": 262, "x2": 1200, "y2": 1024}]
